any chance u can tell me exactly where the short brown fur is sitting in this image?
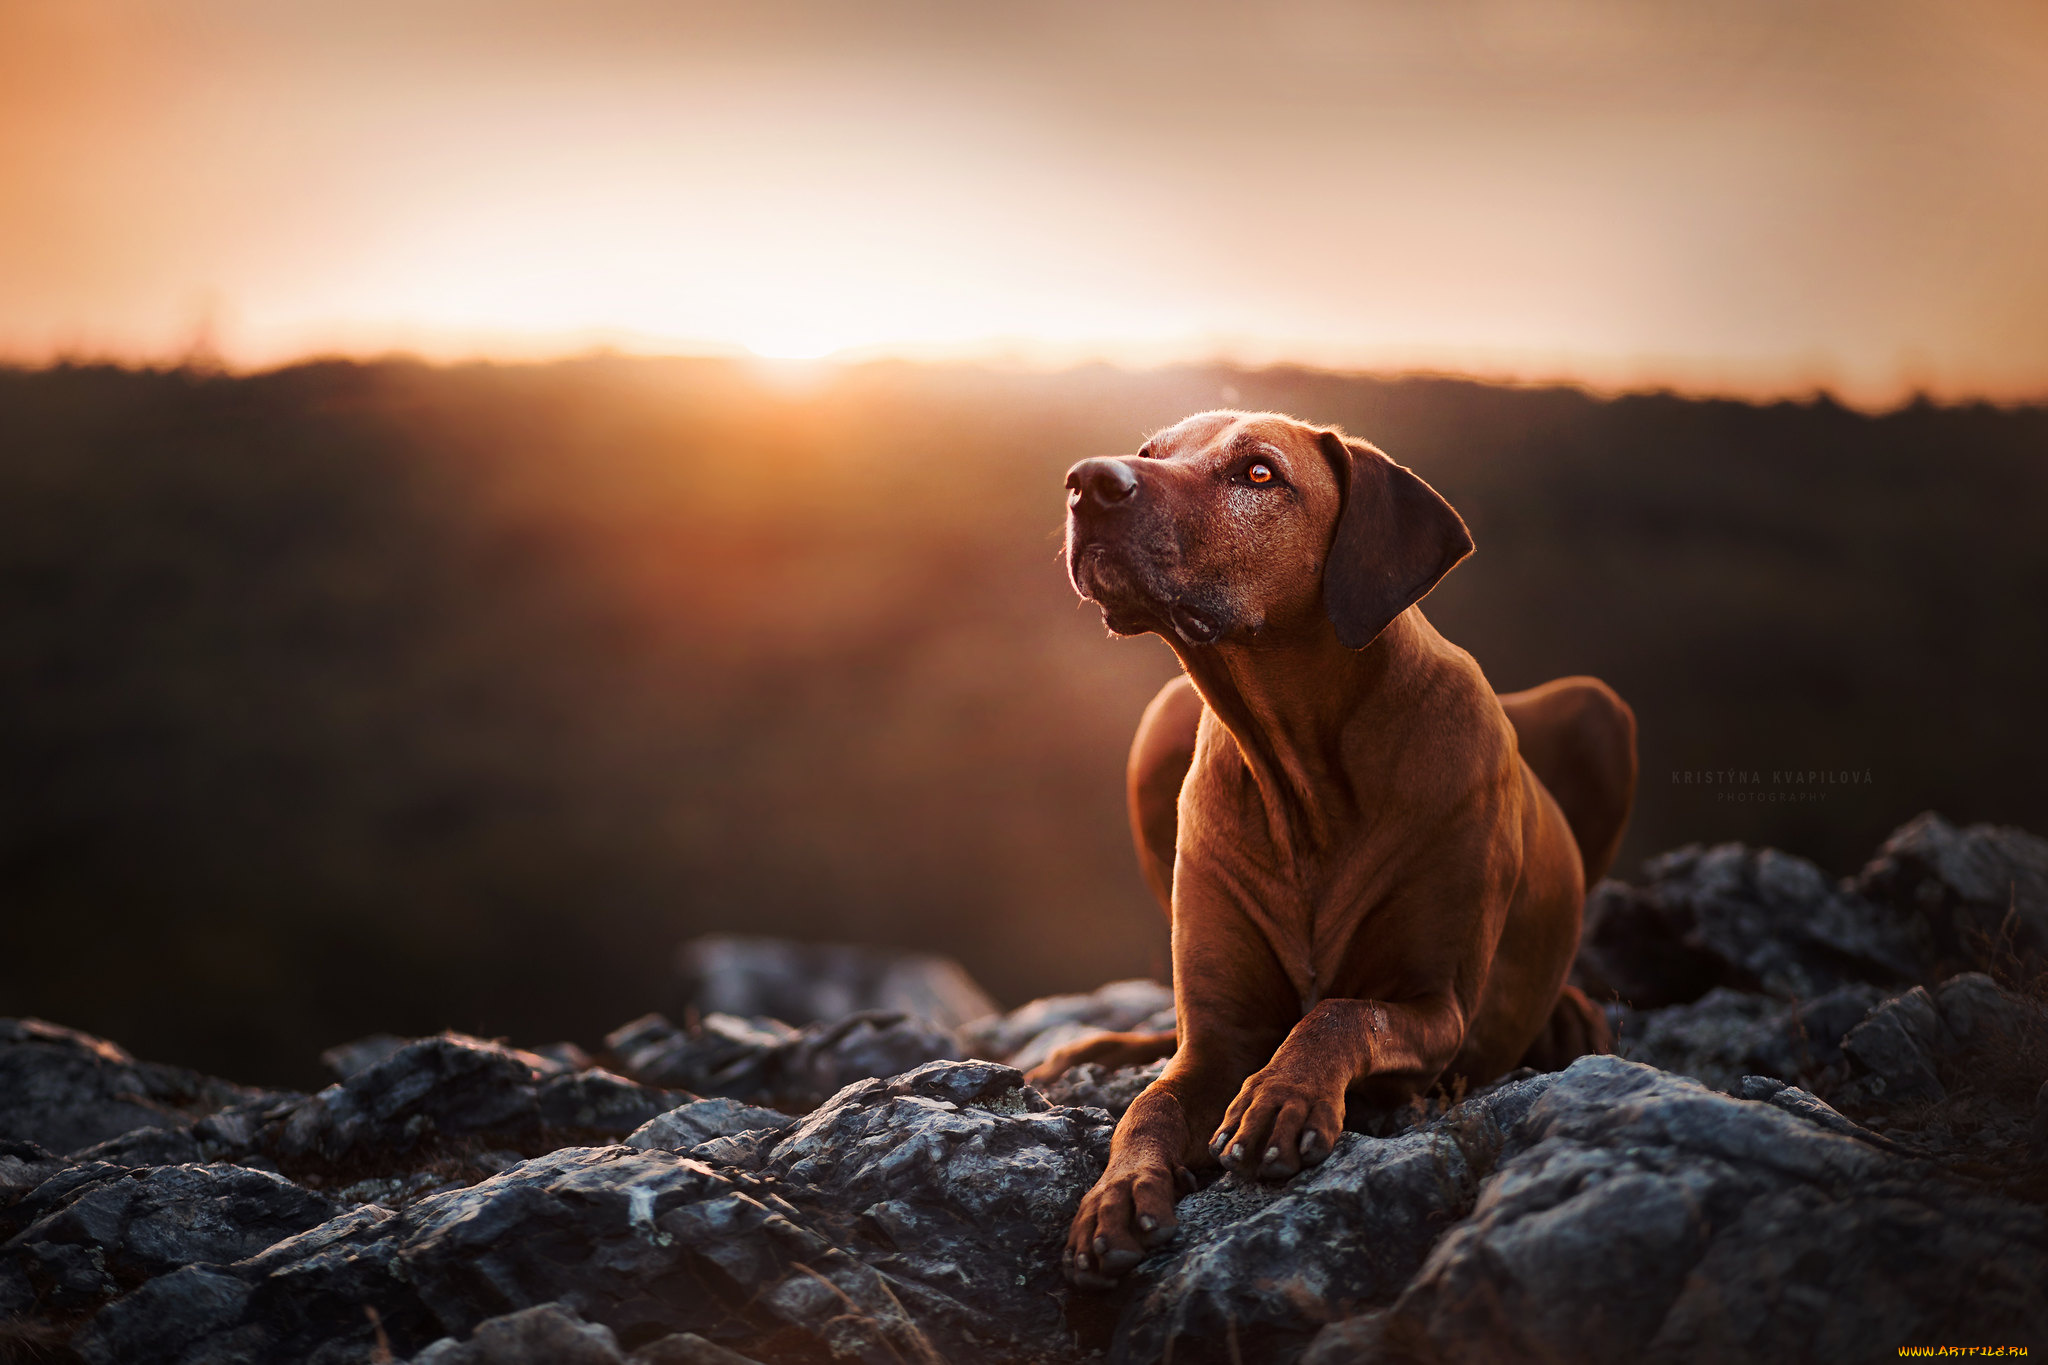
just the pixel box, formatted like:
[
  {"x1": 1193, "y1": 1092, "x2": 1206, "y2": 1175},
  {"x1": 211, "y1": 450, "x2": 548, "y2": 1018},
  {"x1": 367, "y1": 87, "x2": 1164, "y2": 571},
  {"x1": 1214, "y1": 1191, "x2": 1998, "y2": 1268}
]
[{"x1": 1044, "y1": 411, "x2": 1635, "y2": 1287}]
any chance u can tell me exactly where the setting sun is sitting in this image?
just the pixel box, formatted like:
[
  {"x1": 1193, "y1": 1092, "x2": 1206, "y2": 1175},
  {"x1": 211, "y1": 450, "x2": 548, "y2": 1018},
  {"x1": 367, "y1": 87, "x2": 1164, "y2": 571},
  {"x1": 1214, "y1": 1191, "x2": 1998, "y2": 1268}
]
[{"x1": 4, "y1": 1, "x2": 2047, "y2": 405}]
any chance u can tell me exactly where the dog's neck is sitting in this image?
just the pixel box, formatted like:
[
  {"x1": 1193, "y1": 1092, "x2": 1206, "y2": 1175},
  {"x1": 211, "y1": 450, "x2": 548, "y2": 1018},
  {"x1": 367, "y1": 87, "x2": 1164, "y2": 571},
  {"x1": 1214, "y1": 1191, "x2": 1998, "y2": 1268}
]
[{"x1": 1168, "y1": 608, "x2": 1434, "y2": 856}]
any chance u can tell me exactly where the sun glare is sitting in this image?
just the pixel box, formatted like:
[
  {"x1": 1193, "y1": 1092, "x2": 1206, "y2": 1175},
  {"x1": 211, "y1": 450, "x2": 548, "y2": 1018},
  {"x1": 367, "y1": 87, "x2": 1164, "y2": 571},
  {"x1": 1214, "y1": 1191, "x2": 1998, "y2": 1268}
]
[{"x1": 738, "y1": 331, "x2": 846, "y2": 361}]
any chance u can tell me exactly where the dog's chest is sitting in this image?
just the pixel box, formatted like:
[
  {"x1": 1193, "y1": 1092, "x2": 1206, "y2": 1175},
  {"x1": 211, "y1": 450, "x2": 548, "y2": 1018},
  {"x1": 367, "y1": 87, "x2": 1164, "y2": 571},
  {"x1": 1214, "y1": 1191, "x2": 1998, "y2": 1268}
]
[
  {"x1": 1183, "y1": 732, "x2": 1410, "y2": 1006},
  {"x1": 1199, "y1": 826, "x2": 1384, "y2": 1012}
]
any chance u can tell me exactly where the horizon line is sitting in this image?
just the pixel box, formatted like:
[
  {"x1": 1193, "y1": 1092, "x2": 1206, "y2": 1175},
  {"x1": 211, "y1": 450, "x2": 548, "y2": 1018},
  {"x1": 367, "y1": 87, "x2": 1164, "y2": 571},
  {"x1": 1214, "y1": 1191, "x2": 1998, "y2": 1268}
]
[{"x1": 6, "y1": 333, "x2": 2046, "y2": 418}]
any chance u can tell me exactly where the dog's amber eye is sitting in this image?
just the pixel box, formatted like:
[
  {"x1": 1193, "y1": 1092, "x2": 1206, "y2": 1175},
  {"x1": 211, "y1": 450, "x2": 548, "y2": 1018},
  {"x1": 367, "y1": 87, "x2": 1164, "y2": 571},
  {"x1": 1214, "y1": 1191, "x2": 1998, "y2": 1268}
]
[{"x1": 1247, "y1": 462, "x2": 1274, "y2": 484}]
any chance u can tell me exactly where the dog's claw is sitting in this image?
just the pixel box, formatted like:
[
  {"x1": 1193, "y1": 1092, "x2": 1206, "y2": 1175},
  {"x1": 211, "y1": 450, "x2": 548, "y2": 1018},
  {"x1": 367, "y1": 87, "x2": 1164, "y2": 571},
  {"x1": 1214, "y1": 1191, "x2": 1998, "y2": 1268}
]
[
  {"x1": 1175, "y1": 1165, "x2": 1198, "y2": 1194},
  {"x1": 1299, "y1": 1129, "x2": 1328, "y2": 1163},
  {"x1": 1138, "y1": 1213, "x2": 1156, "y2": 1232}
]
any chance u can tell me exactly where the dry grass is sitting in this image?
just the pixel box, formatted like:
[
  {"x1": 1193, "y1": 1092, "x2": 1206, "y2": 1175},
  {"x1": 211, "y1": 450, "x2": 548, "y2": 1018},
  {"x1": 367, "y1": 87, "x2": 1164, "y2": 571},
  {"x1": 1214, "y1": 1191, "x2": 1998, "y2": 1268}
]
[{"x1": 1819, "y1": 903, "x2": 2048, "y2": 1205}]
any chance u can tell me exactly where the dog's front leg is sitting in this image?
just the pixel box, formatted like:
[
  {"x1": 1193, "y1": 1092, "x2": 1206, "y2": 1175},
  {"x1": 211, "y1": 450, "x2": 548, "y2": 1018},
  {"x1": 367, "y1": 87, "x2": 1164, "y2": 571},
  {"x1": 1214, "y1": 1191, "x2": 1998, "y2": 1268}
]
[
  {"x1": 1209, "y1": 993, "x2": 1465, "y2": 1179},
  {"x1": 1063, "y1": 908, "x2": 1295, "y2": 1288},
  {"x1": 1061, "y1": 1058, "x2": 1231, "y2": 1288}
]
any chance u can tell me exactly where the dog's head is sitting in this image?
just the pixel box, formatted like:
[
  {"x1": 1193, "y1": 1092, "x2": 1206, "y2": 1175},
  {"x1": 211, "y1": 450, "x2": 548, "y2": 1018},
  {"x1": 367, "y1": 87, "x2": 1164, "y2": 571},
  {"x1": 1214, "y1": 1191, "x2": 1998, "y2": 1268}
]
[{"x1": 1064, "y1": 411, "x2": 1471, "y2": 650}]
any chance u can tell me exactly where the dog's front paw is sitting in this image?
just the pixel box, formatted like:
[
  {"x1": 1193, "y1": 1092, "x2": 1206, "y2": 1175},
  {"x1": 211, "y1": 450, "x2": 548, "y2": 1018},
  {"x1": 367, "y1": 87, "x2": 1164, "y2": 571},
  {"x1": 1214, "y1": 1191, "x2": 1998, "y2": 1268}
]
[
  {"x1": 1062, "y1": 1160, "x2": 1183, "y2": 1290},
  {"x1": 1209, "y1": 1068, "x2": 1342, "y2": 1181}
]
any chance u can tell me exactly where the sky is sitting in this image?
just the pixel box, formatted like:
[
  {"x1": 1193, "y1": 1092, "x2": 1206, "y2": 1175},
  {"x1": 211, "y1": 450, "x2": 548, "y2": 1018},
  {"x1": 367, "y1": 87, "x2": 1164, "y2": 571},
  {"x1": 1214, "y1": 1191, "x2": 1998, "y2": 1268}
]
[{"x1": 3, "y1": 0, "x2": 2046, "y2": 404}]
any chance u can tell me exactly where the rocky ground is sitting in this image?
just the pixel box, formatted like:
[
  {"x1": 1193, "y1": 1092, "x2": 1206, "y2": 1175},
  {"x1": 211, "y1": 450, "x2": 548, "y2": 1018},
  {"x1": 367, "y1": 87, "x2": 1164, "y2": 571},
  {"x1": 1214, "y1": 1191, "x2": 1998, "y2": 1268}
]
[{"x1": 5, "y1": 811, "x2": 2048, "y2": 1364}]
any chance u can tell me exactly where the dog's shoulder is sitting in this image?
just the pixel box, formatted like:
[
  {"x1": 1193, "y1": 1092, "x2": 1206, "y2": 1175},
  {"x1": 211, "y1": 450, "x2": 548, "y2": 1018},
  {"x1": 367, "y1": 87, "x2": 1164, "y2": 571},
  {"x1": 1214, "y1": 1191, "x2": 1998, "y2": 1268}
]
[{"x1": 1359, "y1": 619, "x2": 1519, "y2": 797}]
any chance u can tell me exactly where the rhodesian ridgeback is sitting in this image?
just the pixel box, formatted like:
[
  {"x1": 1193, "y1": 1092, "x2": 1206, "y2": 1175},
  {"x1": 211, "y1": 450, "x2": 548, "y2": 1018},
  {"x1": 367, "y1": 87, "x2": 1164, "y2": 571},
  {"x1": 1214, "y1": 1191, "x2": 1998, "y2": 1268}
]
[{"x1": 1042, "y1": 411, "x2": 1635, "y2": 1288}]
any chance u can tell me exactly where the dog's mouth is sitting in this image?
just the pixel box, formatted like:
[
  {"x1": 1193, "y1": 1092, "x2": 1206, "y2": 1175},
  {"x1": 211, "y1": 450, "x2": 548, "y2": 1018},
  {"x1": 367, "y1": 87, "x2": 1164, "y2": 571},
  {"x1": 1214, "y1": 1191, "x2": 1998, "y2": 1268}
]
[
  {"x1": 1071, "y1": 544, "x2": 1229, "y2": 647},
  {"x1": 1166, "y1": 601, "x2": 1223, "y2": 647},
  {"x1": 1070, "y1": 545, "x2": 1155, "y2": 634}
]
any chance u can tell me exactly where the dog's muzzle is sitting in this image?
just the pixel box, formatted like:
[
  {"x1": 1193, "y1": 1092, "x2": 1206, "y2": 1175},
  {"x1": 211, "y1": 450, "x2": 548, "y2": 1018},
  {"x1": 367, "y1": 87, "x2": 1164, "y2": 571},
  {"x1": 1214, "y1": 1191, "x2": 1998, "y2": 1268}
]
[
  {"x1": 1063, "y1": 456, "x2": 1153, "y2": 627},
  {"x1": 1064, "y1": 456, "x2": 1224, "y2": 643}
]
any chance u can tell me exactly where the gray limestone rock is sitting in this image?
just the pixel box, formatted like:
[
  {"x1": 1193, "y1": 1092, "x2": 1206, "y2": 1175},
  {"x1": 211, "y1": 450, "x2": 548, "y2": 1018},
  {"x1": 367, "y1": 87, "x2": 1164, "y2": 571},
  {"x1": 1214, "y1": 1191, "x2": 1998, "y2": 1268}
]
[
  {"x1": 0, "y1": 1018, "x2": 275, "y2": 1156},
  {"x1": 676, "y1": 934, "x2": 999, "y2": 1032},
  {"x1": 766, "y1": 1058, "x2": 1113, "y2": 1361},
  {"x1": 1344, "y1": 1056, "x2": 2048, "y2": 1365},
  {"x1": 1616, "y1": 982, "x2": 1890, "y2": 1093},
  {"x1": 623, "y1": 1099, "x2": 792, "y2": 1154},
  {"x1": 262, "y1": 1034, "x2": 685, "y2": 1175},
  {"x1": 1838, "y1": 985, "x2": 1955, "y2": 1105},
  {"x1": 2, "y1": 1161, "x2": 339, "y2": 1318},
  {"x1": 9, "y1": 829, "x2": 2048, "y2": 1365},
  {"x1": 1037, "y1": 1059, "x2": 1168, "y2": 1119},
  {"x1": 604, "y1": 1010, "x2": 963, "y2": 1112},
  {"x1": 1114, "y1": 1072, "x2": 1557, "y2": 1365},
  {"x1": 1578, "y1": 843, "x2": 1922, "y2": 1009},
  {"x1": 1853, "y1": 811, "x2": 2048, "y2": 977},
  {"x1": 410, "y1": 1302, "x2": 630, "y2": 1365}
]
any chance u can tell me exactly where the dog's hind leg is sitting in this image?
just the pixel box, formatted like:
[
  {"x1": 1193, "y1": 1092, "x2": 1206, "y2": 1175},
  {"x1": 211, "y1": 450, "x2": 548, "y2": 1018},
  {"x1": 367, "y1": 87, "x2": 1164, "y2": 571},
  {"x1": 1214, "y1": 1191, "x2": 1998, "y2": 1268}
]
[
  {"x1": 1128, "y1": 674, "x2": 1203, "y2": 916},
  {"x1": 1024, "y1": 1029, "x2": 1179, "y2": 1084},
  {"x1": 1500, "y1": 676, "x2": 1638, "y2": 886},
  {"x1": 1518, "y1": 984, "x2": 1614, "y2": 1071}
]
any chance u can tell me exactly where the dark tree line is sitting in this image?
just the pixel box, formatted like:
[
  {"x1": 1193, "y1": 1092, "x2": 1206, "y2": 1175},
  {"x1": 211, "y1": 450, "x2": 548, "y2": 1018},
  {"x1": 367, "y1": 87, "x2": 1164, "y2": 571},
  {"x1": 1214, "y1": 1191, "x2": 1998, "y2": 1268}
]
[{"x1": 3, "y1": 357, "x2": 2042, "y2": 1084}]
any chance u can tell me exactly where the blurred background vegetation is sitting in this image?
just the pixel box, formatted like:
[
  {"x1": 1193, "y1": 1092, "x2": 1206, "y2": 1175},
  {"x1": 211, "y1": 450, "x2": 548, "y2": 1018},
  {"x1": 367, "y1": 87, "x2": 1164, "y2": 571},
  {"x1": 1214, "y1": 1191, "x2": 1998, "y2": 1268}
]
[{"x1": 3, "y1": 357, "x2": 2044, "y2": 1086}]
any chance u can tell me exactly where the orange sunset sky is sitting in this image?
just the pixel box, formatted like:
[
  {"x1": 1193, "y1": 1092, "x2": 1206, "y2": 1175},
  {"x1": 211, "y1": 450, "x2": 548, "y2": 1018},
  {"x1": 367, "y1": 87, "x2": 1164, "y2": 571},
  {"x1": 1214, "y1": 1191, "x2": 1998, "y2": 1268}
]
[{"x1": 3, "y1": 0, "x2": 2046, "y2": 405}]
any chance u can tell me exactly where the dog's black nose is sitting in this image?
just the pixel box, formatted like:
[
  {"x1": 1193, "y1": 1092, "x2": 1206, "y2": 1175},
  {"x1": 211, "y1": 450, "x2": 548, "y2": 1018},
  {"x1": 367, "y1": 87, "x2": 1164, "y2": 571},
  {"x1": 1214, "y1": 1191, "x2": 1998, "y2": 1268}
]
[{"x1": 1066, "y1": 457, "x2": 1140, "y2": 512}]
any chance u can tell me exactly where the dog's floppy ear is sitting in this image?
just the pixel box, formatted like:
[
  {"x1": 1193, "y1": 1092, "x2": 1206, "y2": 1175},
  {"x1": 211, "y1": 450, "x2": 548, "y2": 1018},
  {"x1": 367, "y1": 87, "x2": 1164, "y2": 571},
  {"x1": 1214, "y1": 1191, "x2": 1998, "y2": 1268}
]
[{"x1": 1316, "y1": 430, "x2": 1473, "y2": 650}]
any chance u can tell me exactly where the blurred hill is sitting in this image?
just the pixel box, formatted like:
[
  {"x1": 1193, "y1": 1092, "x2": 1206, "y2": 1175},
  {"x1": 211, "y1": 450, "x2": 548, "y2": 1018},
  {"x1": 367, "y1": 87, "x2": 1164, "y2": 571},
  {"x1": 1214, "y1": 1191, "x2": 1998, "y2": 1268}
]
[{"x1": 2, "y1": 356, "x2": 2043, "y2": 1086}]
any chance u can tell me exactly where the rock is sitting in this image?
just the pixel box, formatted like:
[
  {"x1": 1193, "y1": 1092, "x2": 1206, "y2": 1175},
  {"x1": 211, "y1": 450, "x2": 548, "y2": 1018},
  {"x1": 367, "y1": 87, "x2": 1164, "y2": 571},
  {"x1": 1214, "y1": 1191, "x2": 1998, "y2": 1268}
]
[
  {"x1": 604, "y1": 1010, "x2": 963, "y2": 1112},
  {"x1": 532, "y1": 1042, "x2": 597, "y2": 1074},
  {"x1": 114, "y1": 1145, "x2": 950, "y2": 1364},
  {"x1": 537, "y1": 1071, "x2": 691, "y2": 1135},
  {"x1": 603, "y1": 1013, "x2": 798, "y2": 1091},
  {"x1": 765, "y1": 1059, "x2": 1113, "y2": 1361},
  {"x1": 624, "y1": 1099, "x2": 792, "y2": 1153},
  {"x1": 1574, "y1": 877, "x2": 1731, "y2": 1009},
  {"x1": 0, "y1": 1139, "x2": 61, "y2": 1206},
  {"x1": 320, "y1": 1034, "x2": 411, "y2": 1081},
  {"x1": 1577, "y1": 843, "x2": 1922, "y2": 1008},
  {"x1": 411, "y1": 1302, "x2": 629, "y2": 1365},
  {"x1": 1616, "y1": 982, "x2": 1890, "y2": 1093},
  {"x1": 0, "y1": 1017, "x2": 273, "y2": 1156},
  {"x1": 71, "y1": 1264, "x2": 257, "y2": 1365},
  {"x1": 1934, "y1": 969, "x2": 2048, "y2": 1046},
  {"x1": 1823, "y1": 973, "x2": 2048, "y2": 1171},
  {"x1": 1734, "y1": 1076, "x2": 1906, "y2": 1152},
  {"x1": 1116, "y1": 1072, "x2": 1556, "y2": 1365},
  {"x1": 773, "y1": 1013, "x2": 968, "y2": 1109},
  {"x1": 67, "y1": 1059, "x2": 1108, "y2": 1364},
  {"x1": 10, "y1": 819, "x2": 2048, "y2": 1364},
  {"x1": 1037, "y1": 1059, "x2": 1167, "y2": 1119},
  {"x1": 2, "y1": 1161, "x2": 340, "y2": 1316},
  {"x1": 263, "y1": 1034, "x2": 686, "y2": 1175},
  {"x1": 1838, "y1": 986, "x2": 1956, "y2": 1105},
  {"x1": 67, "y1": 1124, "x2": 206, "y2": 1168},
  {"x1": 676, "y1": 934, "x2": 999, "y2": 1032},
  {"x1": 1853, "y1": 811, "x2": 2048, "y2": 977},
  {"x1": 960, "y1": 979, "x2": 1175, "y2": 1067},
  {"x1": 1354, "y1": 1055, "x2": 2048, "y2": 1364},
  {"x1": 629, "y1": 1332, "x2": 766, "y2": 1364}
]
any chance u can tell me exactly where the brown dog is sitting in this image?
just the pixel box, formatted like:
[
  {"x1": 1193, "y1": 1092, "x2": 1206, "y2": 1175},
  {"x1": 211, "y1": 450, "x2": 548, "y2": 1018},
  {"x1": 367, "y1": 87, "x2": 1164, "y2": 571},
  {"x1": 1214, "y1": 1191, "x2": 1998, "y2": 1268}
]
[{"x1": 1043, "y1": 411, "x2": 1635, "y2": 1289}]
